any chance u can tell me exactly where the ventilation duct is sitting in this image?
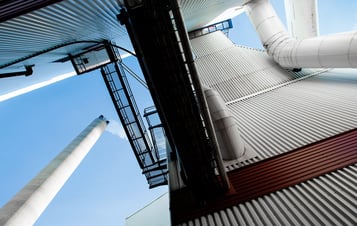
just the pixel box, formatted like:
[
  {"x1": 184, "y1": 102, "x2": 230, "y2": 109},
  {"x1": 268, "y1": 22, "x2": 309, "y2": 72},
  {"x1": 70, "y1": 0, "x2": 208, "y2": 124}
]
[
  {"x1": 204, "y1": 86, "x2": 244, "y2": 160},
  {"x1": 244, "y1": 0, "x2": 357, "y2": 68}
]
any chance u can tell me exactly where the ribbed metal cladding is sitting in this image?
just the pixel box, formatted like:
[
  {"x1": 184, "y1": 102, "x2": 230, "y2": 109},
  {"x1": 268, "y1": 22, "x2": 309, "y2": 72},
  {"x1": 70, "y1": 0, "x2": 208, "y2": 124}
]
[
  {"x1": 0, "y1": 0, "x2": 130, "y2": 68},
  {"x1": 191, "y1": 32, "x2": 357, "y2": 167},
  {"x1": 191, "y1": 32, "x2": 316, "y2": 103},
  {"x1": 177, "y1": 164, "x2": 357, "y2": 226},
  {"x1": 174, "y1": 129, "x2": 357, "y2": 225},
  {"x1": 179, "y1": 0, "x2": 243, "y2": 31},
  {"x1": 0, "y1": 0, "x2": 245, "y2": 69},
  {"x1": 228, "y1": 70, "x2": 357, "y2": 164},
  {"x1": 0, "y1": 0, "x2": 64, "y2": 23},
  {"x1": 178, "y1": 31, "x2": 357, "y2": 226}
]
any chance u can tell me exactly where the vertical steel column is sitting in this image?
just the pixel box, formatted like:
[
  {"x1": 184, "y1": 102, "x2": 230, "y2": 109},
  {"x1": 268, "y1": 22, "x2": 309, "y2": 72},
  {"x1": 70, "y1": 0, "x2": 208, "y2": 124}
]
[
  {"x1": 120, "y1": 0, "x2": 229, "y2": 200},
  {"x1": 0, "y1": 116, "x2": 108, "y2": 226},
  {"x1": 169, "y1": 0, "x2": 229, "y2": 191}
]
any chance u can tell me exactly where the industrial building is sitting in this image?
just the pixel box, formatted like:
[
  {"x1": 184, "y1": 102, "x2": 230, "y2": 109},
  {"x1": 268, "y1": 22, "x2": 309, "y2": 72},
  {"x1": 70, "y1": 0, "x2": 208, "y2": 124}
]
[{"x1": 0, "y1": 0, "x2": 356, "y2": 225}]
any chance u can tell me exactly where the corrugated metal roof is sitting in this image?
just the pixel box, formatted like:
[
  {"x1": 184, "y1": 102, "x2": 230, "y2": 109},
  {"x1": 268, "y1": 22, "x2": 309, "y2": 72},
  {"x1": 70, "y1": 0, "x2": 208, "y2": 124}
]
[
  {"x1": 0, "y1": 0, "x2": 129, "y2": 69},
  {"x1": 0, "y1": 0, "x2": 63, "y2": 23},
  {"x1": 180, "y1": 0, "x2": 243, "y2": 31},
  {"x1": 173, "y1": 129, "x2": 357, "y2": 224},
  {"x1": 0, "y1": 1, "x2": 244, "y2": 99},
  {"x1": 0, "y1": 0, "x2": 243, "y2": 70}
]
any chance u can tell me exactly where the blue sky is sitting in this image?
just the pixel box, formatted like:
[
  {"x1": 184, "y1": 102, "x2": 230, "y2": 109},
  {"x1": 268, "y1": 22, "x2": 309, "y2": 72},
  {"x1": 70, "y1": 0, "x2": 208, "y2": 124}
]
[
  {"x1": 0, "y1": 1, "x2": 356, "y2": 225},
  {"x1": 0, "y1": 56, "x2": 168, "y2": 225}
]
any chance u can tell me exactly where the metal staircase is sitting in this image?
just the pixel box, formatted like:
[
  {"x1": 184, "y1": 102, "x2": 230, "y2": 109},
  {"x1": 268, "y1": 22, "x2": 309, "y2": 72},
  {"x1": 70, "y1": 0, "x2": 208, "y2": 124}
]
[{"x1": 101, "y1": 59, "x2": 167, "y2": 188}]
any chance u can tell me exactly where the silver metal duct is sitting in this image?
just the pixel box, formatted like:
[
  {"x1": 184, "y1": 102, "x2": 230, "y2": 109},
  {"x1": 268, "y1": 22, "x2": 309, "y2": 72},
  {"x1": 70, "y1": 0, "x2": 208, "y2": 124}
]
[
  {"x1": 244, "y1": 0, "x2": 357, "y2": 68},
  {"x1": 0, "y1": 116, "x2": 108, "y2": 226}
]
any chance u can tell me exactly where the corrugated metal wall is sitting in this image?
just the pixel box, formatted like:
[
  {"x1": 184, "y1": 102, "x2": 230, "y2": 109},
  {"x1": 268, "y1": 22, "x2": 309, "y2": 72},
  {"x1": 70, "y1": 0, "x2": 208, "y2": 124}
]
[
  {"x1": 191, "y1": 32, "x2": 317, "y2": 103},
  {"x1": 178, "y1": 164, "x2": 357, "y2": 226},
  {"x1": 179, "y1": 31, "x2": 357, "y2": 226},
  {"x1": 173, "y1": 129, "x2": 357, "y2": 224},
  {"x1": 228, "y1": 70, "x2": 357, "y2": 165},
  {"x1": 192, "y1": 32, "x2": 357, "y2": 167}
]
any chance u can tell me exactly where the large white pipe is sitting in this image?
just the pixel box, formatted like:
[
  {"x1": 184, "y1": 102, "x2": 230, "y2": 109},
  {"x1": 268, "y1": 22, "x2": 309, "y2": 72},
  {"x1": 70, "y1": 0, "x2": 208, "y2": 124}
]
[
  {"x1": 0, "y1": 116, "x2": 108, "y2": 226},
  {"x1": 284, "y1": 0, "x2": 319, "y2": 39},
  {"x1": 244, "y1": 0, "x2": 357, "y2": 68}
]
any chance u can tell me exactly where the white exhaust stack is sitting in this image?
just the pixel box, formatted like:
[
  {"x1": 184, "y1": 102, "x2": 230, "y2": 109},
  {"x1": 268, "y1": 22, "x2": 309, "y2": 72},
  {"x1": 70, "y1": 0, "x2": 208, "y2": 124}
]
[
  {"x1": 244, "y1": 0, "x2": 357, "y2": 68},
  {"x1": 0, "y1": 116, "x2": 108, "y2": 226}
]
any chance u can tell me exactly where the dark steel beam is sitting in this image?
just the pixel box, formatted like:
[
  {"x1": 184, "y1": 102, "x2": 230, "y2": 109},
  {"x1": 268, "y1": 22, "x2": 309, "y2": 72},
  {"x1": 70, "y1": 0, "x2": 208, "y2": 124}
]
[
  {"x1": 0, "y1": 65, "x2": 33, "y2": 78},
  {"x1": 119, "y1": 0, "x2": 229, "y2": 200}
]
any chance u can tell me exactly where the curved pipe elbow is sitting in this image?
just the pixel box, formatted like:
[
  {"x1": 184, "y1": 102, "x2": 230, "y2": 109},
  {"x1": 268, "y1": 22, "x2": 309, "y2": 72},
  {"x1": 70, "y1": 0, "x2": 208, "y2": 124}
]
[{"x1": 245, "y1": 0, "x2": 357, "y2": 69}]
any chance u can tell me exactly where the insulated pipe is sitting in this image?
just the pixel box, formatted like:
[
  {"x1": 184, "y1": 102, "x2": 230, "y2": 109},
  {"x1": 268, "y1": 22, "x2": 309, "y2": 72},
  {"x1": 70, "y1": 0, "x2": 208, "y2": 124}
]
[
  {"x1": 0, "y1": 116, "x2": 108, "y2": 226},
  {"x1": 244, "y1": 0, "x2": 357, "y2": 68},
  {"x1": 204, "y1": 86, "x2": 244, "y2": 160},
  {"x1": 284, "y1": 0, "x2": 319, "y2": 39}
]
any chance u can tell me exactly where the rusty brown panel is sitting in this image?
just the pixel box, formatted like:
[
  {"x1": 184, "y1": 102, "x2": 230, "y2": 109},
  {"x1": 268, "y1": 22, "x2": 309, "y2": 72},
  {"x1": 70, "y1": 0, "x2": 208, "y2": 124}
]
[
  {"x1": 171, "y1": 128, "x2": 357, "y2": 224},
  {"x1": 0, "y1": 0, "x2": 64, "y2": 23}
]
